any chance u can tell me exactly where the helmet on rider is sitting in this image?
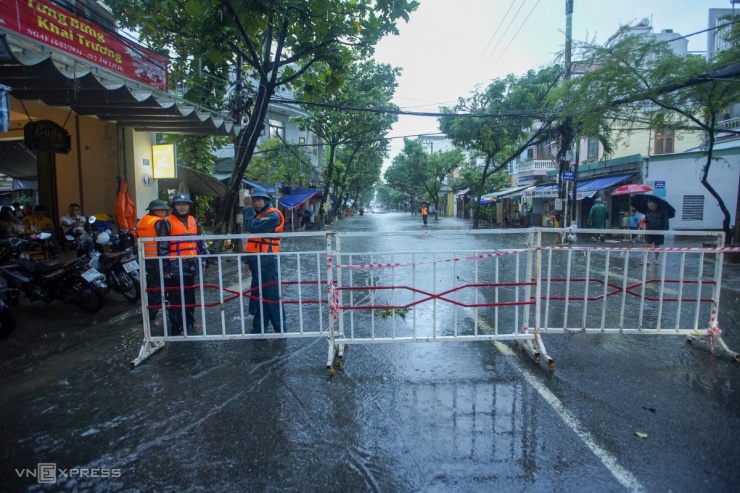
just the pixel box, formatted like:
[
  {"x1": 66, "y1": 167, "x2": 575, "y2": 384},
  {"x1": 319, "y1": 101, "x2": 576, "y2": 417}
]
[
  {"x1": 170, "y1": 193, "x2": 194, "y2": 205},
  {"x1": 147, "y1": 199, "x2": 170, "y2": 212}
]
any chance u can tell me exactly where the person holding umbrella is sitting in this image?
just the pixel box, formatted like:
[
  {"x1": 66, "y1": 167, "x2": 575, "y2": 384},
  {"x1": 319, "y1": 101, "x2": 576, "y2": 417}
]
[
  {"x1": 643, "y1": 199, "x2": 669, "y2": 265},
  {"x1": 631, "y1": 195, "x2": 674, "y2": 265}
]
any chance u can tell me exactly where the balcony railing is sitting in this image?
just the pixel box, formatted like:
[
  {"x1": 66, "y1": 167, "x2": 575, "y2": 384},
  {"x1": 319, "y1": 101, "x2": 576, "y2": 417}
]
[
  {"x1": 512, "y1": 159, "x2": 557, "y2": 177},
  {"x1": 717, "y1": 117, "x2": 739, "y2": 131}
]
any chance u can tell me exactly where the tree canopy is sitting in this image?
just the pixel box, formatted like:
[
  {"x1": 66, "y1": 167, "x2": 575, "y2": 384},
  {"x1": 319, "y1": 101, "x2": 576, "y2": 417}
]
[
  {"x1": 106, "y1": 0, "x2": 418, "y2": 232},
  {"x1": 439, "y1": 66, "x2": 561, "y2": 228}
]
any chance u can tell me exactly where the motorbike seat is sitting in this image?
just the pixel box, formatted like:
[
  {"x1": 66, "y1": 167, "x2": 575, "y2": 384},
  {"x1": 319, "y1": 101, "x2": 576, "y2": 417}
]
[
  {"x1": 100, "y1": 252, "x2": 125, "y2": 263},
  {"x1": 34, "y1": 258, "x2": 75, "y2": 274}
]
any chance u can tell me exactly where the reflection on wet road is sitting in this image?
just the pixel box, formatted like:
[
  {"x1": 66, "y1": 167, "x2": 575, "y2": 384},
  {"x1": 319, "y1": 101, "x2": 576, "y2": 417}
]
[{"x1": 1, "y1": 211, "x2": 739, "y2": 492}]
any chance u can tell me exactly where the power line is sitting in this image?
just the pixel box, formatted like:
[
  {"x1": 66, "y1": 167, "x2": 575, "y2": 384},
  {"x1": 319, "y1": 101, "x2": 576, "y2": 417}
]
[
  {"x1": 493, "y1": 0, "x2": 543, "y2": 66},
  {"x1": 484, "y1": 0, "x2": 529, "y2": 64},
  {"x1": 476, "y1": 0, "x2": 517, "y2": 65}
]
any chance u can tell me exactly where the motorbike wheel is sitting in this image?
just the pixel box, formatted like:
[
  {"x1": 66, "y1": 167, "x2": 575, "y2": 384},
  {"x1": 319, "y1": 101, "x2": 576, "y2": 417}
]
[
  {"x1": 0, "y1": 302, "x2": 16, "y2": 339},
  {"x1": 113, "y1": 270, "x2": 139, "y2": 302},
  {"x1": 75, "y1": 284, "x2": 106, "y2": 313}
]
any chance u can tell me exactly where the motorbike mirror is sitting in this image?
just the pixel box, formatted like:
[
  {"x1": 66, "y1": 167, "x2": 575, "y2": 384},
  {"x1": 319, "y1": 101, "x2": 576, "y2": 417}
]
[
  {"x1": 88, "y1": 216, "x2": 97, "y2": 224},
  {"x1": 37, "y1": 232, "x2": 52, "y2": 240}
]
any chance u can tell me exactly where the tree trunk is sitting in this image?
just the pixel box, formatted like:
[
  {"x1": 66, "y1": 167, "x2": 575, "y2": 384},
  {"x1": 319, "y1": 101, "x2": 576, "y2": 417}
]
[
  {"x1": 214, "y1": 81, "x2": 276, "y2": 234},
  {"x1": 316, "y1": 142, "x2": 337, "y2": 230},
  {"x1": 699, "y1": 125, "x2": 732, "y2": 244}
]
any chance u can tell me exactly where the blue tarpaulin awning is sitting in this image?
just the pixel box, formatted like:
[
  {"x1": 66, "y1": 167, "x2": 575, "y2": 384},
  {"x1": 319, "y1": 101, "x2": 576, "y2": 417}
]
[{"x1": 278, "y1": 188, "x2": 323, "y2": 210}]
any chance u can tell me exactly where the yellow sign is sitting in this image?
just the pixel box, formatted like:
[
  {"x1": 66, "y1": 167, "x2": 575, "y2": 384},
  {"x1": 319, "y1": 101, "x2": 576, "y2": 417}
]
[{"x1": 152, "y1": 144, "x2": 176, "y2": 178}]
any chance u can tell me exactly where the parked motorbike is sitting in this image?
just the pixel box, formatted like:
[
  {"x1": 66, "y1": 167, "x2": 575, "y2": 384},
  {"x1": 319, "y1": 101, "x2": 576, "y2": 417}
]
[
  {"x1": 0, "y1": 235, "x2": 107, "y2": 313},
  {"x1": 73, "y1": 226, "x2": 141, "y2": 303}
]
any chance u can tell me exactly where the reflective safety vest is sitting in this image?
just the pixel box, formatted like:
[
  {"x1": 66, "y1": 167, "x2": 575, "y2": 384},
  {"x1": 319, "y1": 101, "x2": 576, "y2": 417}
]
[
  {"x1": 245, "y1": 208, "x2": 285, "y2": 253},
  {"x1": 167, "y1": 215, "x2": 199, "y2": 257},
  {"x1": 421, "y1": 207, "x2": 428, "y2": 216},
  {"x1": 136, "y1": 214, "x2": 162, "y2": 258}
]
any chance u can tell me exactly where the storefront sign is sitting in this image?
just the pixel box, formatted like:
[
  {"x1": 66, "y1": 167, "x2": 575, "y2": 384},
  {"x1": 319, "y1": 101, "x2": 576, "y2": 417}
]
[
  {"x1": 152, "y1": 144, "x2": 176, "y2": 179},
  {"x1": 24, "y1": 120, "x2": 71, "y2": 153},
  {"x1": 0, "y1": 0, "x2": 167, "y2": 91}
]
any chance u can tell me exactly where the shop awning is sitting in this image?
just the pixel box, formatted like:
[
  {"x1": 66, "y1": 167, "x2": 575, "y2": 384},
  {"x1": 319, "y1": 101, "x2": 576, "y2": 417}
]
[
  {"x1": 0, "y1": 35, "x2": 239, "y2": 137},
  {"x1": 480, "y1": 185, "x2": 533, "y2": 204},
  {"x1": 524, "y1": 173, "x2": 635, "y2": 200},
  {"x1": 159, "y1": 166, "x2": 227, "y2": 197},
  {"x1": 278, "y1": 188, "x2": 322, "y2": 210},
  {"x1": 455, "y1": 187, "x2": 470, "y2": 197}
]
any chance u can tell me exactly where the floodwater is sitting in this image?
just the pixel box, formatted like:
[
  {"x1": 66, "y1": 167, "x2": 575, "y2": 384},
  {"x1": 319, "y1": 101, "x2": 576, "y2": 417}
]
[{"x1": 1, "y1": 211, "x2": 739, "y2": 492}]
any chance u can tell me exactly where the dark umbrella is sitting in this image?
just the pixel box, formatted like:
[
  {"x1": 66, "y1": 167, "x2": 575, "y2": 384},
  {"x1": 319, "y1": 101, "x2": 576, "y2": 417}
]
[
  {"x1": 418, "y1": 199, "x2": 431, "y2": 205},
  {"x1": 630, "y1": 194, "x2": 675, "y2": 219}
]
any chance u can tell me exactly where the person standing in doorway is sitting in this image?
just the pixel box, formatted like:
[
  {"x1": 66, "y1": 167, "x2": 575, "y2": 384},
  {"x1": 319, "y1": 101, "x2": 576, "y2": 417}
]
[
  {"x1": 644, "y1": 199, "x2": 669, "y2": 265},
  {"x1": 155, "y1": 193, "x2": 208, "y2": 336},
  {"x1": 242, "y1": 189, "x2": 286, "y2": 334},
  {"x1": 136, "y1": 199, "x2": 169, "y2": 325},
  {"x1": 588, "y1": 198, "x2": 609, "y2": 241},
  {"x1": 421, "y1": 204, "x2": 428, "y2": 225}
]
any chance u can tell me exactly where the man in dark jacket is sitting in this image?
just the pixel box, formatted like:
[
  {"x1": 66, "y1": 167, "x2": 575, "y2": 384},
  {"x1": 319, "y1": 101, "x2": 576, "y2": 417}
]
[
  {"x1": 242, "y1": 189, "x2": 286, "y2": 334},
  {"x1": 644, "y1": 199, "x2": 669, "y2": 265}
]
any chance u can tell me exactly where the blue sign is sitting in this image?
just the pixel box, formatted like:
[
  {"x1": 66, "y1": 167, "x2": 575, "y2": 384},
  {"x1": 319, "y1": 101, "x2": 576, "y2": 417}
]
[
  {"x1": 562, "y1": 171, "x2": 575, "y2": 181},
  {"x1": 654, "y1": 181, "x2": 665, "y2": 189}
]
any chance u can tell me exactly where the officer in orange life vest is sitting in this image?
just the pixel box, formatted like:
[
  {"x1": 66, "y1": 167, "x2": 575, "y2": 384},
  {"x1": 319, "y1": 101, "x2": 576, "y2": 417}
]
[
  {"x1": 155, "y1": 193, "x2": 208, "y2": 336},
  {"x1": 136, "y1": 199, "x2": 169, "y2": 324},
  {"x1": 242, "y1": 189, "x2": 286, "y2": 334}
]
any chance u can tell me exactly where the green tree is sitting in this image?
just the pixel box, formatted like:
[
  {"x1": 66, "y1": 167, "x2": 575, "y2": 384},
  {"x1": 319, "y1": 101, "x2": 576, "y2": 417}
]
[
  {"x1": 440, "y1": 67, "x2": 561, "y2": 228},
  {"x1": 249, "y1": 137, "x2": 313, "y2": 189},
  {"x1": 294, "y1": 59, "x2": 399, "y2": 228},
  {"x1": 565, "y1": 26, "x2": 740, "y2": 241},
  {"x1": 383, "y1": 139, "x2": 429, "y2": 210},
  {"x1": 106, "y1": 0, "x2": 418, "y2": 232}
]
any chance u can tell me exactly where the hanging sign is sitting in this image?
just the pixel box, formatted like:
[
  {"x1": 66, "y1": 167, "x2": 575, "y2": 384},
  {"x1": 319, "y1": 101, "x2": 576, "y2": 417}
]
[{"x1": 24, "y1": 120, "x2": 71, "y2": 153}]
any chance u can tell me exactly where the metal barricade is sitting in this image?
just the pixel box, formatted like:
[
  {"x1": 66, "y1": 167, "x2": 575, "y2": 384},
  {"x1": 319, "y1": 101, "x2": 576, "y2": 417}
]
[
  {"x1": 131, "y1": 229, "x2": 739, "y2": 372},
  {"x1": 132, "y1": 232, "x2": 331, "y2": 366}
]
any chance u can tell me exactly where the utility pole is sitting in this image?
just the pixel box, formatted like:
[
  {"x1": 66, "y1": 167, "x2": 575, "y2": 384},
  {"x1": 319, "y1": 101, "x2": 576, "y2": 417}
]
[{"x1": 557, "y1": 0, "x2": 574, "y2": 228}]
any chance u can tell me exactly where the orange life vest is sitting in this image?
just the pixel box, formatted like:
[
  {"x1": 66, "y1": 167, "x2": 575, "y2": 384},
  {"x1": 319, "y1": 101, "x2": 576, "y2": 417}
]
[
  {"x1": 245, "y1": 208, "x2": 285, "y2": 253},
  {"x1": 136, "y1": 214, "x2": 162, "y2": 258},
  {"x1": 421, "y1": 207, "x2": 428, "y2": 215},
  {"x1": 166, "y1": 215, "x2": 199, "y2": 257}
]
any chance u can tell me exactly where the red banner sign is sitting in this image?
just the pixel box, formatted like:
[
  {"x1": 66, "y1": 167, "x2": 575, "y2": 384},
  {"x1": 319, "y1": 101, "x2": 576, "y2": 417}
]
[{"x1": 0, "y1": 0, "x2": 168, "y2": 91}]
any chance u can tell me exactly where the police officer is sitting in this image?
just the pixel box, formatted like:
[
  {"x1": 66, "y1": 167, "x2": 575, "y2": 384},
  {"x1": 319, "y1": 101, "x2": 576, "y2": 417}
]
[
  {"x1": 155, "y1": 193, "x2": 208, "y2": 335},
  {"x1": 242, "y1": 189, "x2": 285, "y2": 334},
  {"x1": 136, "y1": 199, "x2": 169, "y2": 324}
]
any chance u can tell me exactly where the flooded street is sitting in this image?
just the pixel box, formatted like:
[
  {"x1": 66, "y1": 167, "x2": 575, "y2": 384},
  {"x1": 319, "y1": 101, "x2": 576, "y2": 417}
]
[{"x1": 1, "y1": 212, "x2": 739, "y2": 492}]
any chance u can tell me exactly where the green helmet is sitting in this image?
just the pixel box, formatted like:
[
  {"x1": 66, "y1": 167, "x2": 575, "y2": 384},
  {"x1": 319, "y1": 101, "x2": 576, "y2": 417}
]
[
  {"x1": 147, "y1": 199, "x2": 169, "y2": 211},
  {"x1": 250, "y1": 189, "x2": 272, "y2": 202}
]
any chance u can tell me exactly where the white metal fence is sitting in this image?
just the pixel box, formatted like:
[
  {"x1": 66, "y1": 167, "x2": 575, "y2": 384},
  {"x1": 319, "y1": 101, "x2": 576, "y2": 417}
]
[{"x1": 131, "y1": 229, "x2": 739, "y2": 372}]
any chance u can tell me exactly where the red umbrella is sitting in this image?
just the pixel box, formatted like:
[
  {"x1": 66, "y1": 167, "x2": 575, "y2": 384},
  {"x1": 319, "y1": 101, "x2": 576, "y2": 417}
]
[{"x1": 611, "y1": 183, "x2": 653, "y2": 196}]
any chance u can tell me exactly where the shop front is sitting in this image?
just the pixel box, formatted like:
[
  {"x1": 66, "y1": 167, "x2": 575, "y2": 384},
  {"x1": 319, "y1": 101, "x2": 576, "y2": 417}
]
[{"x1": 0, "y1": 0, "x2": 236, "y2": 224}]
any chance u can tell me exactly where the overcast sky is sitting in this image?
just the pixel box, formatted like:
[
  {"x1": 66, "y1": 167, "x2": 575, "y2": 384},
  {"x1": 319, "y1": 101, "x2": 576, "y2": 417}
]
[{"x1": 372, "y1": 0, "x2": 728, "y2": 168}]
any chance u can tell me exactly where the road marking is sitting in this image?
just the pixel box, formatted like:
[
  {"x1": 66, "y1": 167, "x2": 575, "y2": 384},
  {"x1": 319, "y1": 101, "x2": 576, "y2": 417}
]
[{"x1": 475, "y1": 314, "x2": 645, "y2": 493}]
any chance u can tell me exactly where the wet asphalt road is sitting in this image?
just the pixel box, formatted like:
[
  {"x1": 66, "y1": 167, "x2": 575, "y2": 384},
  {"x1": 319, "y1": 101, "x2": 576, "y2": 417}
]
[{"x1": 1, "y1": 212, "x2": 739, "y2": 492}]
